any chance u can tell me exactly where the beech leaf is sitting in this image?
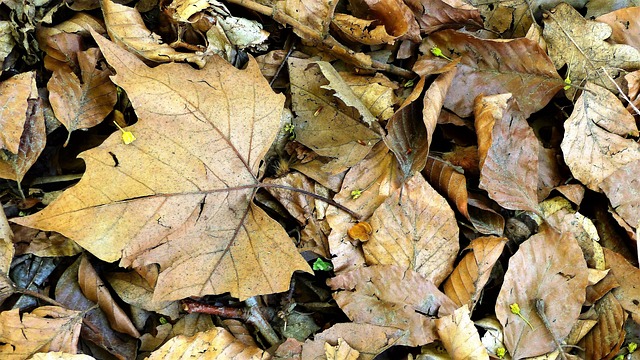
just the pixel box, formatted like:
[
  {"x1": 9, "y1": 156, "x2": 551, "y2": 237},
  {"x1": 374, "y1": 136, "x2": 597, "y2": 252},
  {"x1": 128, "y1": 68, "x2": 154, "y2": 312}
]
[
  {"x1": 435, "y1": 305, "x2": 489, "y2": 360},
  {"x1": 14, "y1": 32, "x2": 312, "y2": 301}
]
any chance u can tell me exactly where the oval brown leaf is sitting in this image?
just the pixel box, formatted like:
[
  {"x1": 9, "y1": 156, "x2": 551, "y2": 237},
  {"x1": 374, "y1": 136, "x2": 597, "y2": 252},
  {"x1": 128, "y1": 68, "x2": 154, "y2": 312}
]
[
  {"x1": 496, "y1": 229, "x2": 589, "y2": 359},
  {"x1": 363, "y1": 174, "x2": 459, "y2": 285},
  {"x1": 14, "y1": 32, "x2": 311, "y2": 301}
]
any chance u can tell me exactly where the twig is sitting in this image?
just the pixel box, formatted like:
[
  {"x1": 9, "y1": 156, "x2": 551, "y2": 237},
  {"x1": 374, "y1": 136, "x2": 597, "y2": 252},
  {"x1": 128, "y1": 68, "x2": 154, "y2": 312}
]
[
  {"x1": 534, "y1": 298, "x2": 568, "y2": 360},
  {"x1": 15, "y1": 288, "x2": 66, "y2": 308}
]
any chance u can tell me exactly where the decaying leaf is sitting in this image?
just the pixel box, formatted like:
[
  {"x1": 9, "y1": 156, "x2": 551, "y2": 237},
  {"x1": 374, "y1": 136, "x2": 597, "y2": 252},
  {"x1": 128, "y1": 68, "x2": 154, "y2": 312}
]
[
  {"x1": 363, "y1": 174, "x2": 459, "y2": 285},
  {"x1": 435, "y1": 305, "x2": 489, "y2": 359},
  {"x1": 331, "y1": 14, "x2": 398, "y2": 45},
  {"x1": 496, "y1": 229, "x2": 589, "y2": 359},
  {"x1": 420, "y1": 29, "x2": 564, "y2": 118},
  {"x1": 14, "y1": 32, "x2": 311, "y2": 301},
  {"x1": 404, "y1": 0, "x2": 483, "y2": 34},
  {"x1": 560, "y1": 83, "x2": 640, "y2": 191},
  {"x1": 328, "y1": 265, "x2": 457, "y2": 347}
]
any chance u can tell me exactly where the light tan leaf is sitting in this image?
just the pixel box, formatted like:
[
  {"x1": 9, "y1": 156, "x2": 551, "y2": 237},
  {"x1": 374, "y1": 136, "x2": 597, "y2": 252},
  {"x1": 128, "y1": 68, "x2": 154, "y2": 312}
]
[
  {"x1": 363, "y1": 174, "x2": 459, "y2": 285},
  {"x1": 324, "y1": 338, "x2": 360, "y2": 360},
  {"x1": 78, "y1": 255, "x2": 141, "y2": 338},
  {"x1": 14, "y1": 33, "x2": 311, "y2": 301},
  {"x1": 578, "y1": 292, "x2": 627, "y2": 360},
  {"x1": 0, "y1": 204, "x2": 13, "y2": 275},
  {"x1": 475, "y1": 95, "x2": 541, "y2": 213},
  {"x1": 543, "y1": 3, "x2": 640, "y2": 93},
  {"x1": 420, "y1": 29, "x2": 564, "y2": 118},
  {"x1": 106, "y1": 271, "x2": 180, "y2": 319},
  {"x1": 30, "y1": 352, "x2": 96, "y2": 360},
  {"x1": 404, "y1": 0, "x2": 483, "y2": 34},
  {"x1": 48, "y1": 47, "x2": 117, "y2": 146},
  {"x1": 599, "y1": 160, "x2": 640, "y2": 230},
  {"x1": 331, "y1": 14, "x2": 398, "y2": 45},
  {"x1": 0, "y1": 306, "x2": 83, "y2": 358},
  {"x1": 288, "y1": 57, "x2": 381, "y2": 174},
  {"x1": 146, "y1": 327, "x2": 269, "y2": 360},
  {"x1": 328, "y1": 265, "x2": 457, "y2": 346},
  {"x1": 338, "y1": 72, "x2": 399, "y2": 121},
  {"x1": 270, "y1": 0, "x2": 337, "y2": 39},
  {"x1": 560, "y1": 83, "x2": 640, "y2": 191},
  {"x1": 496, "y1": 229, "x2": 589, "y2": 359},
  {"x1": 443, "y1": 236, "x2": 507, "y2": 311},
  {"x1": 435, "y1": 305, "x2": 490, "y2": 360},
  {"x1": 596, "y1": 7, "x2": 640, "y2": 50},
  {"x1": 101, "y1": 0, "x2": 206, "y2": 67},
  {"x1": 603, "y1": 248, "x2": 640, "y2": 317},
  {"x1": 0, "y1": 72, "x2": 34, "y2": 154}
]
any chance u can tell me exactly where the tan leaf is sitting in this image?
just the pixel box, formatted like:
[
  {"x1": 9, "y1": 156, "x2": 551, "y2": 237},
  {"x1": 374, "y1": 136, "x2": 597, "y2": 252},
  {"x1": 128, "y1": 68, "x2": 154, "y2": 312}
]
[
  {"x1": 420, "y1": 29, "x2": 564, "y2": 118},
  {"x1": 596, "y1": 7, "x2": 640, "y2": 50},
  {"x1": 475, "y1": 95, "x2": 541, "y2": 213},
  {"x1": 105, "y1": 271, "x2": 180, "y2": 319},
  {"x1": 423, "y1": 156, "x2": 505, "y2": 236},
  {"x1": 0, "y1": 271, "x2": 15, "y2": 306},
  {"x1": 78, "y1": 255, "x2": 141, "y2": 338},
  {"x1": 0, "y1": 306, "x2": 83, "y2": 358},
  {"x1": 443, "y1": 236, "x2": 507, "y2": 311},
  {"x1": 272, "y1": 0, "x2": 337, "y2": 39},
  {"x1": 48, "y1": 47, "x2": 117, "y2": 146},
  {"x1": 441, "y1": 145, "x2": 480, "y2": 177},
  {"x1": 328, "y1": 265, "x2": 457, "y2": 346},
  {"x1": 435, "y1": 305, "x2": 490, "y2": 360},
  {"x1": 599, "y1": 160, "x2": 640, "y2": 230},
  {"x1": 301, "y1": 323, "x2": 405, "y2": 360},
  {"x1": 331, "y1": 14, "x2": 398, "y2": 45},
  {"x1": 30, "y1": 352, "x2": 96, "y2": 360},
  {"x1": 146, "y1": 327, "x2": 269, "y2": 360},
  {"x1": 36, "y1": 29, "x2": 83, "y2": 72},
  {"x1": 288, "y1": 57, "x2": 381, "y2": 174},
  {"x1": 496, "y1": 229, "x2": 589, "y2": 359},
  {"x1": 0, "y1": 203, "x2": 13, "y2": 274},
  {"x1": 357, "y1": 0, "x2": 421, "y2": 42},
  {"x1": 543, "y1": 3, "x2": 640, "y2": 93},
  {"x1": 101, "y1": 0, "x2": 206, "y2": 67},
  {"x1": 326, "y1": 143, "x2": 403, "y2": 273},
  {"x1": 338, "y1": 72, "x2": 399, "y2": 121},
  {"x1": 578, "y1": 292, "x2": 627, "y2": 360},
  {"x1": 603, "y1": 248, "x2": 640, "y2": 317},
  {"x1": 14, "y1": 33, "x2": 311, "y2": 301},
  {"x1": 363, "y1": 174, "x2": 459, "y2": 285},
  {"x1": 324, "y1": 338, "x2": 360, "y2": 360},
  {"x1": 404, "y1": 0, "x2": 483, "y2": 34},
  {"x1": 560, "y1": 83, "x2": 640, "y2": 191},
  {"x1": 0, "y1": 72, "x2": 46, "y2": 188}
]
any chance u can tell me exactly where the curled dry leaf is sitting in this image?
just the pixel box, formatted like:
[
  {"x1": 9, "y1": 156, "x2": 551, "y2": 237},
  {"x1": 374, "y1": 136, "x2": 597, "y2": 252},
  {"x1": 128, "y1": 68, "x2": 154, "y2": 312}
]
[
  {"x1": 15, "y1": 32, "x2": 311, "y2": 301},
  {"x1": 543, "y1": 3, "x2": 640, "y2": 93},
  {"x1": 331, "y1": 14, "x2": 398, "y2": 45},
  {"x1": 596, "y1": 7, "x2": 640, "y2": 49},
  {"x1": 578, "y1": 292, "x2": 627, "y2": 360},
  {"x1": 560, "y1": 83, "x2": 640, "y2": 191},
  {"x1": 328, "y1": 265, "x2": 457, "y2": 347},
  {"x1": 421, "y1": 29, "x2": 564, "y2": 118},
  {"x1": 101, "y1": 0, "x2": 206, "y2": 67},
  {"x1": 338, "y1": 72, "x2": 399, "y2": 121},
  {"x1": 603, "y1": 248, "x2": 640, "y2": 317},
  {"x1": 443, "y1": 236, "x2": 507, "y2": 311},
  {"x1": 404, "y1": 0, "x2": 483, "y2": 34},
  {"x1": 324, "y1": 338, "x2": 360, "y2": 360},
  {"x1": 78, "y1": 255, "x2": 141, "y2": 338},
  {"x1": 435, "y1": 305, "x2": 490, "y2": 360},
  {"x1": 0, "y1": 306, "x2": 83, "y2": 358},
  {"x1": 146, "y1": 327, "x2": 269, "y2": 360},
  {"x1": 357, "y1": 0, "x2": 421, "y2": 42},
  {"x1": 599, "y1": 160, "x2": 640, "y2": 230},
  {"x1": 288, "y1": 57, "x2": 381, "y2": 174},
  {"x1": 475, "y1": 95, "x2": 541, "y2": 213},
  {"x1": 363, "y1": 174, "x2": 459, "y2": 286},
  {"x1": 496, "y1": 229, "x2": 589, "y2": 359},
  {"x1": 48, "y1": 47, "x2": 117, "y2": 146}
]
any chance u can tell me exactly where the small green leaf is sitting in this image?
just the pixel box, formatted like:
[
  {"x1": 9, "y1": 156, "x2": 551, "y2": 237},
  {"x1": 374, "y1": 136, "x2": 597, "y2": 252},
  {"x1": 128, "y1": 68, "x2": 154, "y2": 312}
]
[
  {"x1": 629, "y1": 342, "x2": 638, "y2": 353},
  {"x1": 312, "y1": 258, "x2": 333, "y2": 271},
  {"x1": 496, "y1": 347, "x2": 506, "y2": 359},
  {"x1": 350, "y1": 189, "x2": 363, "y2": 200}
]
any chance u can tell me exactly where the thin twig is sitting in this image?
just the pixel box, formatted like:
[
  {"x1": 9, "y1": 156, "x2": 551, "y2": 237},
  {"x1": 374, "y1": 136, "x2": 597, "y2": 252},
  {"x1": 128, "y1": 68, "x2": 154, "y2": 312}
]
[
  {"x1": 534, "y1": 298, "x2": 568, "y2": 360},
  {"x1": 15, "y1": 288, "x2": 66, "y2": 308},
  {"x1": 269, "y1": 35, "x2": 296, "y2": 87}
]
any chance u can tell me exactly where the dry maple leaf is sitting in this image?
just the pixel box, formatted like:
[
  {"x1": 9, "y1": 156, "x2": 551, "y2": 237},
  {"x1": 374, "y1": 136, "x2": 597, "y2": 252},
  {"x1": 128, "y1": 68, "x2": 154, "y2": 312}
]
[{"x1": 14, "y1": 32, "x2": 312, "y2": 301}]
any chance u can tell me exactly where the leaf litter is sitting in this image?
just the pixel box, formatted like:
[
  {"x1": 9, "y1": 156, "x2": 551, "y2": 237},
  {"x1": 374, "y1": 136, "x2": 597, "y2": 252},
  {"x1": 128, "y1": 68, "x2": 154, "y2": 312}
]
[{"x1": 0, "y1": 0, "x2": 640, "y2": 358}]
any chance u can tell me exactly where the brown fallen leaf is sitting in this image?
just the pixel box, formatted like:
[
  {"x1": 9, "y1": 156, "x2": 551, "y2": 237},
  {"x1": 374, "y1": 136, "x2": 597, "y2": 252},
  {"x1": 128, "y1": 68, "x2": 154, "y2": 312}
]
[
  {"x1": 596, "y1": 7, "x2": 640, "y2": 50},
  {"x1": 475, "y1": 95, "x2": 541, "y2": 213},
  {"x1": 331, "y1": 14, "x2": 398, "y2": 45},
  {"x1": 599, "y1": 160, "x2": 640, "y2": 230},
  {"x1": 48, "y1": 47, "x2": 117, "y2": 146},
  {"x1": 0, "y1": 71, "x2": 36, "y2": 154},
  {"x1": 435, "y1": 305, "x2": 490, "y2": 359},
  {"x1": 496, "y1": 228, "x2": 589, "y2": 359},
  {"x1": 355, "y1": 0, "x2": 421, "y2": 42},
  {"x1": 0, "y1": 306, "x2": 83, "y2": 358},
  {"x1": 14, "y1": 32, "x2": 311, "y2": 301},
  {"x1": 338, "y1": 72, "x2": 399, "y2": 121},
  {"x1": 420, "y1": 29, "x2": 564, "y2": 118},
  {"x1": 404, "y1": 0, "x2": 483, "y2": 34},
  {"x1": 443, "y1": 236, "x2": 507, "y2": 311},
  {"x1": 146, "y1": 327, "x2": 269, "y2": 359},
  {"x1": 0, "y1": 203, "x2": 13, "y2": 275},
  {"x1": 328, "y1": 265, "x2": 457, "y2": 346},
  {"x1": 324, "y1": 338, "x2": 360, "y2": 360},
  {"x1": 363, "y1": 174, "x2": 459, "y2": 285},
  {"x1": 578, "y1": 292, "x2": 627, "y2": 360},
  {"x1": 603, "y1": 248, "x2": 640, "y2": 317},
  {"x1": 560, "y1": 83, "x2": 640, "y2": 191},
  {"x1": 543, "y1": 3, "x2": 640, "y2": 94}
]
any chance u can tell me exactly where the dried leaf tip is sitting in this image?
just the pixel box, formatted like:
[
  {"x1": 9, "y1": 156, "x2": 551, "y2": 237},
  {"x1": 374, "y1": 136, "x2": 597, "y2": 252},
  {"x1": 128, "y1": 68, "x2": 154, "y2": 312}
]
[{"x1": 114, "y1": 121, "x2": 136, "y2": 144}]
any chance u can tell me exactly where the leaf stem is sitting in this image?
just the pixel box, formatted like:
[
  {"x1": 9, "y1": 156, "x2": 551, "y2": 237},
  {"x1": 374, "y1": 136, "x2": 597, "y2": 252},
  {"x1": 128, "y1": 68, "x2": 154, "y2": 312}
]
[
  {"x1": 534, "y1": 298, "x2": 568, "y2": 360},
  {"x1": 258, "y1": 183, "x2": 361, "y2": 219}
]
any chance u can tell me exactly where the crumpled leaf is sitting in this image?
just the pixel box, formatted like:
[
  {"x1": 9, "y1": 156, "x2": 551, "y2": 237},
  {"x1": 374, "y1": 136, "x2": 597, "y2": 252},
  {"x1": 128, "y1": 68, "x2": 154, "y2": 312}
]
[
  {"x1": 496, "y1": 229, "x2": 589, "y2": 359},
  {"x1": 363, "y1": 174, "x2": 459, "y2": 285},
  {"x1": 435, "y1": 305, "x2": 489, "y2": 360},
  {"x1": 578, "y1": 292, "x2": 627, "y2": 360},
  {"x1": 475, "y1": 94, "x2": 541, "y2": 213},
  {"x1": 338, "y1": 72, "x2": 399, "y2": 121},
  {"x1": 14, "y1": 32, "x2": 311, "y2": 301},
  {"x1": 420, "y1": 29, "x2": 564, "y2": 118},
  {"x1": 443, "y1": 236, "x2": 507, "y2": 312},
  {"x1": 596, "y1": 7, "x2": 640, "y2": 50},
  {"x1": 560, "y1": 83, "x2": 640, "y2": 191},
  {"x1": 0, "y1": 306, "x2": 83, "y2": 358},
  {"x1": 288, "y1": 57, "x2": 381, "y2": 174},
  {"x1": 599, "y1": 160, "x2": 640, "y2": 230},
  {"x1": 354, "y1": 0, "x2": 421, "y2": 42},
  {"x1": 404, "y1": 0, "x2": 483, "y2": 34},
  {"x1": 48, "y1": 47, "x2": 117, "y2": 146},
  {"x1": 324, "y1": 338, "x2": 359, "y2": 360},
  {"x1": 331, "y1": 14, "x2": 398, "y2": 45},
  {"x1": 146, "y1": 327, "x2": 269, "y2": 360},
  {"x1": 543, "y1": 3, "x2": 640, "y2": 93},
  {"x1": 328, "y1": 265, "x2": 457, "y2": 347},
  {"x1": 101, "y1": 0, "x2": 206, "y2": 67}
]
